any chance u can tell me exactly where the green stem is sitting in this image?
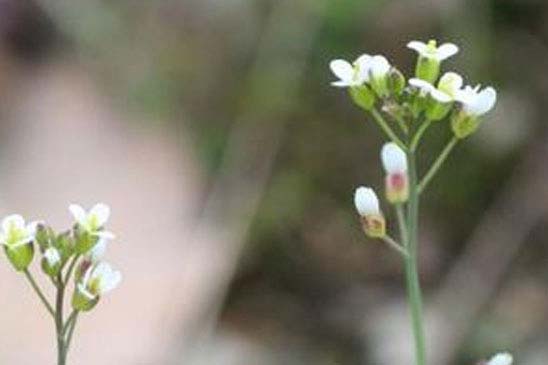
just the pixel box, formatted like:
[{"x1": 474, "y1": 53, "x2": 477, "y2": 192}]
[
  {"x1": 381, "y1": 235, "x2": 409, "y2": 258},
  {"x1": 55, "y1": 275, "x2": 66, "y2": 365},
  {"x1": 63, "y1": 255, "x2": 80, "y2": 285},
  {"x1": 23, "y1": 269, "x2": 55, "y2": 317},
  {"x1": 370, "y1": 108, "x2": 407, "y2": 151},
  {"x1": 410, "y1": 119, "x2": 432, "y2": 152},
  {"x1": 65, "y1": 311, "x2": 79, "y2": 359},
  {"x1": 418, "y1": 136, "x2": 458, "y2": 194},
  {"x1": 405, "y1": 151, "x2": 426, "y2": 365}
]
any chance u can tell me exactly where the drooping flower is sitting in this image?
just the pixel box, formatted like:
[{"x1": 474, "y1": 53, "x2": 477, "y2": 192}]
[
  {"x1": 77, "y1": 262, "x2": 122, "y2": 301},
  {"x1": 0, "y1": 214, "x2": 40, "y2": 271},
  {"x1": 487, "y1": 352, "x2": 513, "y2": 365},
  {"x1": 455, "y1": 84, "x2": 497, "y2": 117},
  {"x1": 381, "y1": 143, "x2": 409, "y2": 203},
  {"x1": 354, "y1": 187, "x2": 385, "y2": 238}
]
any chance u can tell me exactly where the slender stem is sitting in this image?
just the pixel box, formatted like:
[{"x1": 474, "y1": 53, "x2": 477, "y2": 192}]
[
  {"x1": 63, "y1": 255, "x2": 80, "y2": 286},
  {"x1": 63, "y1": 310, "x2": 78, "y2": 336},
  {"x1": 395, "y1": 204, "x2": 407, "y2": 242},
  {"x1": 405, "y1": 151, "x2": 427, "y2": 365},
  {"x1": 418, "y1": 136, "x2": 458, "y2": 194},
  {"x1": 65, "y1": 311, "x2": 79, "y2": 359},
  {"x1": 390, "y1": 113, "x2": 409, "y2": 135},
  {"x1": 55, "y1": 274, "x2": 66, "y2": 365},
  {"x1": 370, "y1": 108, "x2": 407, "y2": 151},
  {"x1": 410, "y1": 119, "x2": 432, "y2": 152},
  {"x1": 381, "y1": 235, "x2": 409, "y2": 258},
  {"x1": 23, "y1": 269, "x2": 55, "y2": 317}
]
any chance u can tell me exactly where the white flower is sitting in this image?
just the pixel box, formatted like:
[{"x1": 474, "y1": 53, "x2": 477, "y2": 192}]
[
  {"x1": 44, "y1": 247, "x2": 61, "y2": 266},
  {"x1": 354, "y1": 187, "x2": 380, "y2": 216},
  {"x1": 437, "y1": 72, "x2": 463, "y2": 98},
  {"x1": 409, "y1": 78, "x2": 452, "y2": 103},
  {"x1": 487, "y1": 352, "x2": 513, "y2": 365},
  {"x1": 407, "y1": 40, "x2": 459, "y2": 61},
  {"x1": 381, "y1": 142, "x2": 407, "y2": 174},
  {"x1": 329, "y1": 57, "x2": 366, "y2": 87},
  {"x1": 455, "y1": 84, "x2": 497, "y2": 116},
  {"x1": 77, "y1": 262, "x2": 121, "y2": 300},
  {"x1": 368, "y1": 55, "x2": 391, "y2": 79},
  {"x1": 0, "y1": 214, "x2": 40, "y2": 248},
  {"x1": 87, "y1": 237, "x2": 109, "y2": 262},
  {"x1": 69, "y1": 203, "x2": 114, "y2": 239}
]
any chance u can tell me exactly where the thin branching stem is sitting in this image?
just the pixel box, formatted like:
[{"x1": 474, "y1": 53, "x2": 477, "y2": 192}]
[
  {"x1": 23, "y1": 269, "x2": 55, "y2": 317},
  {"x1": 418, "y1": 136, "x2": 458, "y2": 193},
  {"x1": 381, "y1": 235, "x2": 409, "y2": 258},
  {"x1": 370, "y1": 108, "x2": 407, "y2": 150}
]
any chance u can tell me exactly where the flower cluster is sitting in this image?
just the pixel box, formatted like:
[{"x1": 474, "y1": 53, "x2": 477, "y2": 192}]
[
  {"x1": 0, "y1": 203, "x2": 121, "y2": 311},
  {"x1": 330, "y1": 39, "x2": 496, "y2": 139}
]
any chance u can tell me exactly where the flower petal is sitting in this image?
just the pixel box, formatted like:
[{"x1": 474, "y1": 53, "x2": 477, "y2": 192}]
[
  {"x1": 88, "y1": 237, "x2": 109, "y2": 262},
  {"x1": 329, "y1": 59, "x2": 354, "y2": 83},
  {"x1": 407, "y1": 40, "x2": 427, "y2": 55},
  {"x1": 381, "y1": 142, "x2": 408, "y2": 174},
  {"x1": 472, "y1": 86, "x2": 497, "y2": 115},
  {"x1": 2, "y1": 214, "x2": 25, "y2": 233},
  {"x1": 488, "y1": 352, "x2": 513, "y2": 365},
  {"x1": 409, "y1": 78, "x2": 434, "y2": 92},
  {"x1": 430, "y1": 88, "x2": 452, "y2": 103},
  {"x1": 90, "y1": 203, "x2": 110, "y2": 227},
  {"x1": 436, "y1": 43, "x2": 459, "y2": 60},
  {"x1": 69, "y1": 204, "x2": 87, "y2": 226},
  {"x1": 354, "y1": 186, "x2": 380, "y2": 216},
  {"x1": 370, "y1": 55, "x2": 390, "y2": 78}
]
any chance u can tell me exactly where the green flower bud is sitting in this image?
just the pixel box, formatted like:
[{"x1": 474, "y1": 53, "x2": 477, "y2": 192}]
[
  {"x1": 56, "y1": 231, "x2": 74, "y2": 261},
  {"x1": 41, "y1": 247, "x2": 62, "y2": 277},
  {"x1": 451, "y1": 110, "x2": 480, "y2": 139},
  {"x1": 387, "y1": 67, "x2": 405, "y2": 96},
  {"x1": 415, "y1": 55, "x2": 440, "y2": 84},
  {"x1": 349, "y1": 85, "x2": 375, "y2": 110},
  {"x1": 72, "y1": 288, "x2": 99, "y2": 312},
  {"x1": 425, "y1": 98, "x2": 452, "y2": 121},
  {"x1": 4, "y1": 243, "x2": 34, "y2": 271},
  {"x1": 73, "y1": 225, "x2": 99, "y2": 254}
]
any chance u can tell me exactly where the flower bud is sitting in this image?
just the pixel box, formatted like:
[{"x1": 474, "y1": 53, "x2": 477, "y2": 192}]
[
  {"x1": 451, "y1": 110, "x2": 479, "y2": 139},
  {"x1": 41, "y1": 247, "x2": 62, "y2": 277},
  {"x1": 381, "y1": 143, "x2": 409, "y2": 203},
  {"x1": 407, "y1": 40, "x2": 459, "y2": 84},
  {"x1": 354, "y1": 187, "x2": 386, "y2": 238},
  {"x1": 349, "y1": 85, "x2": 375, "y2": 110},
  {"x1": 387, "y1": 67, "x2": 405, "y2": 96},
  {"x1": 73, "y1": 225, "x2": 99, "y2": 254}
]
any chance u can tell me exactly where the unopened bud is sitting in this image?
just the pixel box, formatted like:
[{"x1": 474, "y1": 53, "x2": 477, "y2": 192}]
[
  {"x1": 354, "y1": 187, "x2": 386, "y2": 238},
  {"x1": 451, "y1": 110, "x2": 480, "y2": 139},
  {"x1": 349, "y1": 85, "x2": 375, "y2": 110},
  {"x1": 388, "y1": 67, "x2": 405, "y2": 96}
]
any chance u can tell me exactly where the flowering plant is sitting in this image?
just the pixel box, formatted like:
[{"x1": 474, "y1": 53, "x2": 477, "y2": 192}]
[
  {"x1": 331, "y1": 40, "x2": 509, "y2": 364},
  {"x1": 0, "y1": 203, "x2": 121, "y2": 365}
]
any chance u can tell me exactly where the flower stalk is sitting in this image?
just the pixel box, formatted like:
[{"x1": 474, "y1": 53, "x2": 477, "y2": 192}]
[{"x1": 332, "y1": 39, "x2": 501, "y2": 365}]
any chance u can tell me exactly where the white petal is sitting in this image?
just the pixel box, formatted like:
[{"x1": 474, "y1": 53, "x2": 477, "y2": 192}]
[
  {"x1": 69, "y1": 204, "x2": 87, "y2": 226},
  {"x1": 26, "y1": 220, "x2": 43, "y2": 236},
  {"x1": 88, "y1": 237, "x2": 109, "y2": 262},
  {"x1": 430, "y1": 88, "x2": 452, "y2": 103},
  {"x1": 471, "y1": 86, "x2": 497, "y2": 115},
  {"x1": 438, "y1": 72, "x2": 463, "y2": 96},
  {"x1": 94, "y1": 230, "x2": 116, "y2": 240},
  {"x1": 101, "y1": 270, "x2": 122, "y2": 294},
  {"x1": 381, "y1": 142, "x2": 407, "y2": 174},
  {"x1": 90, "y1": 203, "x2": 110, "y2": 227},
  {"x1": 44, "y1": 248, "x2": 61, "y2": 266},
  {"x1": 329, "y1": 59, "x2": 354, "y2": 83},
  {"x1": 407, "y1": 41, "x2": 427, "y2": 55},
  {"x1": 409, "y1": 78, "x2": 435, "y2": 92},
  {"x1": 370, "y1": 55, "x2": 390, "y2": 78},
  {"x1": 354, "y1": 54, "x2": 372, "y2": 83},
  {"x1": 488, "y1": 352, "x2": 513, "y2": 365},
  {"x1": 436, "y1": 43, "x2": 459, "y2": 60},
  {"x1": 331, "y1": 80, "x2": 353, "y2": 87},
  {"x1": 354, "y1": 186, "x2": 380, "y2": 216},
  {"x1": 2, "y1": 214, "x2": 25, "y2": 233}
]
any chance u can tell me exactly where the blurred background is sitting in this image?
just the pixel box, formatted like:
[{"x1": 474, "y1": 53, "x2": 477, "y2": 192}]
[{"x1": 0, "y1": 0, "x2": 546, "y2": 364}]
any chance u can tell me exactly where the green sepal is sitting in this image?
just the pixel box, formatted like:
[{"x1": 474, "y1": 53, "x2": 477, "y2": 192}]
[
  {"x1": 425, "y1": 99, "x2": 452, "y2": 121},
  {"x1": 73, "y1": 226, "x2": 98, "y2": 254},
  {"x1": 4, "y1": 243, "x2": 34, "y2": 271},
  {"x1": 388, "y1": 67, "x2": 405, "y2": 96},
  {"x1": 451, "y1": 111, "x2": 480, "y2": 139},
  {"x1": 41, "y1": 257, "x2": 61, "y2": 277},
  {"x1": 72, "y1": 289, "x2": 99, "y2": 312},
  {"x1": 56, "y1": 231, "x2": 74, "y2": 261},
  {"x1": 349, "y1": 85, "x2": 375, "y2": 110},
  {"x1": 415, "y1": 56, "x2": 440, "y2": 84}
]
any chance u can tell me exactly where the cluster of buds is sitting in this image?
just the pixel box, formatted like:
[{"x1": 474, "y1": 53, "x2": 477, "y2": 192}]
[
  {"x1": 0, "y1": 203, "x2": 121, "y2": 312},
  {"x1": 353, "y1": 142, "x2": 408, "y2": 238},
  {"x1": 330, "y1": 39, "x2": 497, "y2": 139}
]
